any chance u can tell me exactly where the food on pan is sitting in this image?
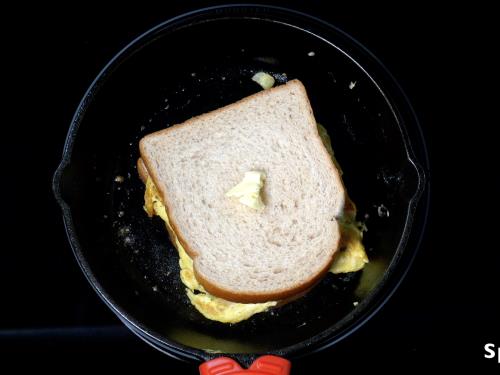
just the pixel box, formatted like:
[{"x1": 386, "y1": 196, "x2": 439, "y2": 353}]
[
  {"x1": 252, "y1": 71, "x2": 275, "y2": 89},
  {"x1": 138, "y1": 79, "x2": 368, "y2": 323}
]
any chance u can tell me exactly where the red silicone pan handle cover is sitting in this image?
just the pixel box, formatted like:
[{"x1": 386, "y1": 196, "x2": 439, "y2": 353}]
[{"x1": 199, "y1": 355, "x2": 291, "y2": 375}]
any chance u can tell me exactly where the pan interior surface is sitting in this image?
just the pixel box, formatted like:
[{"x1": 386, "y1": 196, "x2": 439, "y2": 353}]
[{"x1": 60, "y1": 10, "x2": 424, "y2": 358}]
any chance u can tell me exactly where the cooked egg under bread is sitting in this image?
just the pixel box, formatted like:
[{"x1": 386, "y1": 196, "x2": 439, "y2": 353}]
[{"x1": 142, "y1": 123, "x2": 368, "y2": 324}]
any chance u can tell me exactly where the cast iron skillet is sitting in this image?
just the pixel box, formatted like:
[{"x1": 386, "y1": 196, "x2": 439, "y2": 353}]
[{"x1": 53, "y1": 4, "x2": 429, "y2": 371}]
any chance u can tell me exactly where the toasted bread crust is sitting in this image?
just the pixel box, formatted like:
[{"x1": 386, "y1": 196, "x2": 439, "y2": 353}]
[
  {"x1": 137, "y1": 158, "x2": 148, "y2": 184},
  {"x1": 138, "y1": 80, "x2": 345, "y2": 303}
]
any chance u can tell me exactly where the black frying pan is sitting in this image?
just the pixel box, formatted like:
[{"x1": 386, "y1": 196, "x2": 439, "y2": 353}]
[{"x1": 52, "y1": 4, "x2": 429, "y2": 373}]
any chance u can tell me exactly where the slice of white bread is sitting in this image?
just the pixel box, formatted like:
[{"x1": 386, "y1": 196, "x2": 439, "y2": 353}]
[{"x1": 139, "y1": 80, "x2": 346, "y2": 303}]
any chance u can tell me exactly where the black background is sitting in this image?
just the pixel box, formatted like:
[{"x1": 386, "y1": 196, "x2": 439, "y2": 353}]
[{"x1": 2, "y1": 1, "x2": 498, "y2": 372}]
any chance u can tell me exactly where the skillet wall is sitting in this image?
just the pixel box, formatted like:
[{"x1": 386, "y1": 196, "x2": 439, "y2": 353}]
[{"x1": 60, "y1": 16, "x2": 420, "y2": 353}]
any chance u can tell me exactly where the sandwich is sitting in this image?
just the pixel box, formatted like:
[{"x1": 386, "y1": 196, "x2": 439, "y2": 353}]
[{"x1": 138, "y1": 79, "x2": 368, "y2": 323}]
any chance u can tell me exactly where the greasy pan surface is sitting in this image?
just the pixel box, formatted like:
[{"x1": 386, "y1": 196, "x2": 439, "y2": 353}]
[{"x1": 53, "y1": 5, "x2": 428, "y2": 365}]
